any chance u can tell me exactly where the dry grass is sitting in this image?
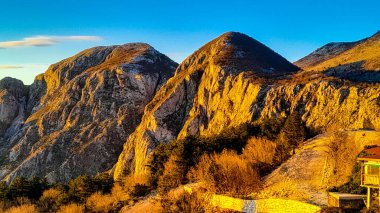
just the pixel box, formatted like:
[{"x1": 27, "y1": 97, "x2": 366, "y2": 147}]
[
  {"x1": 110, "y1": 184, "x2": 130, "y2": 201},
  {"x1": 38, "y1": 188, "x2": 67, "y2": 212},
  {"x1": 160, "y1": 191, "x2": 208, "y2": 213},
  {"x1": 242, "y1": 137, "x2": 276, "y2": 164},
  {"x1": 123, "y1": 173, "x2": 149, "y2": 187},
  {"x1": 57, "y1": 204, "x2": 85, "y2": 213},
  {"x1": 85, "y1": 182, "x2": 133, "y2": 212},
  {"x1": 255, "y1": 179, "x2": 311, "y2": 201},
  {"x1": 86, "y1": 192, "x2": 120, "y2": 212},
  {"x1": 4, "y1": 204, "x2": 38, "y2": 213},
  {"x1": 40, "y1": 188, "x2": 63, "y2": 200},
  {"x1": 189, "y1": 150, "x2": 262, "y2": 196}
]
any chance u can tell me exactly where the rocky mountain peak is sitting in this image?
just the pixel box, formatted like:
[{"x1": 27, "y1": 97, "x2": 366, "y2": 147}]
[
  {"x1": 41, "y1": 43, "x2": 176, "y2": 97},
  {"x1": 179, "y1": 32, "x2": 299, "y2": 77},
  {"x1": 0, "y1": 77, "x2": 28, "y2": 136},
  {"x1": 0, "y1": 77, "x2": 28, "y2": 99},
  {"x1": 113, "y1": 32, "x2": 300, "y2": 179},
  {"x1": 0, "y1": 43, "x2": 177, "y2": 182}
]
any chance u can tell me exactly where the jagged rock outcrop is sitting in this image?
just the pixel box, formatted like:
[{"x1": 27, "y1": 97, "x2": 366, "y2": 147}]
[
  {"x1": 114, "y1": 32, "x2": 380, "y2": 180},
  {"x1": 0, "y1": 78, "x2": 28, "y2": 136},
  {"x1": 0, "y1": 43, "x2": 177, "y2": 182}
]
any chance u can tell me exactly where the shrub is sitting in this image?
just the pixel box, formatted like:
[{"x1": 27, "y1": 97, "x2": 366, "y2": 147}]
[
  {"x1": 4, "y1": 204, "x2": 38, "y2": 213},
  {"x1": 242, "y1": 137, "x2": 276, "y2": 164},
  {"x1": 0, "y1": 181, "x2": 6, "y2": 200},
  {"x1": 157, "y1": 155, "x2": 186, "y2": 195},
  {"x1": 361, "y1": 204, "x2": 380, "y2": 213},
  {"x1": 325, "y1": 131, "x2": 356, "y2": 188},
  {"x1": 93, "y1": 173, "x2": 114, "y2": 194},
  {"x1": 57, "y1": 203, "x2": 85, "y2": 213},
  {"x1": 122, "y1": 174, "x2": 150, "y2": 199},
  {"x1": 6, "y1": 177, "x2": 49, "y2": 201},
  {"x1": 86, "y1": 192, "x2": 119, "y2": 212},
  {"x1": 68, "y1": 175, "x2": 96, "y2": 203},
  {"x1": 160, "y1": 192, "x2": 206, "y2": 213},
  {"x1": 148, "y1": 126, "x2": 252, "y2": 191},
  {"x1": 130, "y1": 184, "x2": 150, "y2": 198},
  {"x1": 38, "y1": 188, "x2": 69, "y2": 212},
  {"x1": 258, "y1": 117, "x2": 286, "y2": 140},
  {"x1": 189, "y1": 150, "x2": 262, "y2": 196},
  {"x1": 110, "y1": 184, "x2": 129, "y2": 202},
  {"x1": 242, "y1": 137, "x2": 277, "y2": 176}
]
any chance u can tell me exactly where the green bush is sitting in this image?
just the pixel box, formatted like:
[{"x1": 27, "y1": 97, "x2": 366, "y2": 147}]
[
  {"x1": 93, "y1": 173, "x2": 114, "y2": 194},
  {"x1": 130, "y1": 184, "x2": 150, "y2": 198},
  {"x1": 68, "y1": 175, "x2": 97, "y2": 203},
  {"x1": 148, "y1": 127, "x2": 250, "y2": 191},
  {"x1": 0, "y1": 181, "x2": 6, "y2": 200},
  {"x1": 148, "y1": 120, "x2": 291, "y2": 193},
  {"x1": 6, "y1": 177, "x2": 49, "y2": 201},
  {"x1": 258, "y1": 117, "x2": 286, "y2": 140}
]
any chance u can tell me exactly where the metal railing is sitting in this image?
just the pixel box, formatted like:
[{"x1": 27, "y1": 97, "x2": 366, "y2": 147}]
[{"x1": 363, "y1": 174, "x2": 380, "y2": 186}]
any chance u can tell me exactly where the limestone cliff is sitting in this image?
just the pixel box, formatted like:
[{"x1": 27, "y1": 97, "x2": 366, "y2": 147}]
[
  {"x1": 114, "y1": 32, "x2": 380, "y2": 180},
  {"x1": 0, "y1": 43, "x2": 177, "y2": 182},
  {"x1": 113, "y1": 32, "x2": 300, "y2": 178}
]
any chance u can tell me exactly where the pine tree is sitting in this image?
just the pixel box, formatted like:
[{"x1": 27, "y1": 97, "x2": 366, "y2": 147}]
[{"x1": 278, "y1": 112, "x2": 306, "y2": 155}]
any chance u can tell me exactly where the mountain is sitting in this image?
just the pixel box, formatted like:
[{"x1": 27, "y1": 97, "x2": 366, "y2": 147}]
[
  {"x1": 294, "y1": 42, "x2": 359, "y2": 69},
  {"x1": 0, "y1": 43, "x2": 177, "y2": 182},
  {"x1": 1, "y1": 31, "x2": 379, "y2": 185},
  {"x1": 295, "y1": 31, "x2": 380, "y2": 82},
  {"x1": 114, "y1": 32, "x2": 300, "y2": 178},
  {"x1": 114, "y1": 32, "x2": 380, "y2": 180}
]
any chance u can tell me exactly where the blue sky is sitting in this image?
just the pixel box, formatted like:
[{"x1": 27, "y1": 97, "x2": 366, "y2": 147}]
[{"x1": 0, "y1": 0, "x2": 379, "y2": 84}]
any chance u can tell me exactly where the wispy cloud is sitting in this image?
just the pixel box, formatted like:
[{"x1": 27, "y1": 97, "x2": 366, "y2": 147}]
[
  {"x1": 0, "y1": 65, "x2": 23, "y2": 69},
  {"x1": 0, "y1": 36, "x2": 102, "y2": 48}
]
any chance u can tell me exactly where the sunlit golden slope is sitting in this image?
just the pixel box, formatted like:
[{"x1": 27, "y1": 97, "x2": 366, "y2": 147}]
[
  {"x1": 114, "y1": 32, "x2": 380, "y2": 181},
  {"x1": 261, "y1": 130, "x2": 380, "y2": 206},
  {"x1": 299, "y1": 31, "x2": 380, "y2": 71}
]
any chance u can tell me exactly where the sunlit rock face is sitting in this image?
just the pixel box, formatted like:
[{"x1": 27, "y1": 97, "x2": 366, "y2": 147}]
[
  {"x1": 0, "y1": 43, "x2": 177, "y2": 182},
  {"x1": 114, "y1": 32, "x2": 380, "y2": 180},
  {"x1": 113, "y1": 32, "x2": 301, "y2": 179}
]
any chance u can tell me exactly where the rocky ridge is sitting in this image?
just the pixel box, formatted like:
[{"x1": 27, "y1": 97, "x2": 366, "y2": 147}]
[
  {"x1": 114, "y1": 32, "x2": 380, "y2": 180},
  {"x1": 295, "y1": 31, "x2": 380, "y2": 82},
  {"x1": 0, "y1": 31, "x2": 379, "y2": 185},
  {"x1": 0, "y1": 43, "x2": 177, "y2": 182}
]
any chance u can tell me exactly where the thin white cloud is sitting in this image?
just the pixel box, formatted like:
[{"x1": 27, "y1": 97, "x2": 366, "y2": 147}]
[
  {"x1": 0, "y1": 65, "x2": 23, "y2": 69},
  {"x1": 0, "y1": 36, "x2": 102, "y2": 48}
]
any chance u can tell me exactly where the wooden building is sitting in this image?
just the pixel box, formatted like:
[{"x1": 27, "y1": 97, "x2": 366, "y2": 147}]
[{"x1": 357, "y1": 146, "x2": 380, "y2": 208}]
